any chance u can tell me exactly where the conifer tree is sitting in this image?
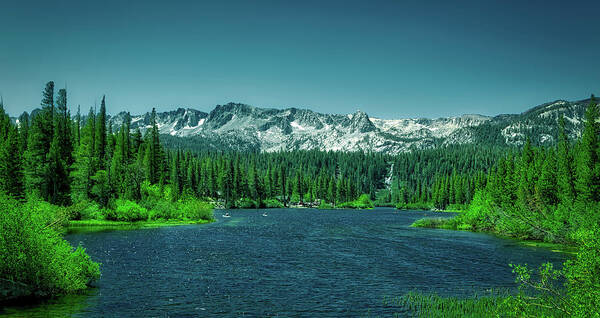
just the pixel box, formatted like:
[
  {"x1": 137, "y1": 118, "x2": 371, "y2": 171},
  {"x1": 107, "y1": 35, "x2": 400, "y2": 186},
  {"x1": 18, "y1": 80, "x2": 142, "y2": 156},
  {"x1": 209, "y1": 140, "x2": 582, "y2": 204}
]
[
  {"x1": 143, "y1": 108, "x2": 162, "y2": 184},
  {"x1": 537, "y1": 149, "x2": 558, "y2": 207},
  {"x1": 95, "y1": 95, "x2": 107, "y2": 169},
  {"x1": 575, "y1": 96, "x2": 599, "y2": 202},
  {"x1": 74, "y1": 105, "x2": 81, "y2": 147},
  {"x1": 71, "y1": 108, "x2": 96, "y2": 201},
  {"x1": 110, "y1": 125, "x2": 127, "y2": 196},
  {"x1": 46, "y1": 88, "x2": 73, "y2": 205},
  {"x1": 17, "y1": 112, "x2": 29, "y2": 153},
  {"x1": 0, "y1": 99, "x2": 10, "y2": 140},
  {"x1": 24, "y1": 81, "x2": 55, "y2": 199},
  {"x1": 0, "y1": 126, "x2": 24, "y2": 198},
  {"x1": 557, "y1": 116, "x2": 575, "y2": 204}
]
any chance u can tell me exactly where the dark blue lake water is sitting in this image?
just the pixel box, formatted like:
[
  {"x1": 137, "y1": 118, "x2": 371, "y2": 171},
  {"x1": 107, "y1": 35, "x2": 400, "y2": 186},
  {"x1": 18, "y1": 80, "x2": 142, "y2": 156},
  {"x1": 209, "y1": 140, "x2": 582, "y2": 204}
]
[{"x1": 3, "y1": 208, "x2": 566, "y2": 317}]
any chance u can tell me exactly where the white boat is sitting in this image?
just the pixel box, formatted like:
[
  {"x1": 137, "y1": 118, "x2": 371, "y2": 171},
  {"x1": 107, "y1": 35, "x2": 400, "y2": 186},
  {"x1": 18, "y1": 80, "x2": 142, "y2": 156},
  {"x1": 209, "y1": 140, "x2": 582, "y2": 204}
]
[
  {"x1": 262, "y1": 212, "x2": 268, "y2": 217},
  {"x1": 222, "y1": 213, "x2": 231, "y2": 218}
]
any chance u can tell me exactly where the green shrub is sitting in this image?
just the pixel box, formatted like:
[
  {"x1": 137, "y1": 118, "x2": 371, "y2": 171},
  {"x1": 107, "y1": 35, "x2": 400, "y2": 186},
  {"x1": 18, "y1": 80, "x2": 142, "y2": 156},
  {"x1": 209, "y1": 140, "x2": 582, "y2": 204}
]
[
  {"x1": 66, "y1": 200, "x2": 104, "y2": 221},
  {"x1": 0, "y1": 195, "x2": 100, "y2": 302},
  {"x1": 81, "y1": 203, "x2": 104, "y2": 221},
  {"x1": 563, "y1": 228, "x2": 600, "y2": 316},
  {"x1": 236, "y1": 198, "x2": 257, "y2": 209},
  {"x1": 454, "y1": 190, "x2": 496, "y2": 231},
  {"x1": 146, "y1": 199, "x2": 214, "y2": 221},
  {"x1": 148, "y1": 200, "x2": 176, "y2": 220},
  {"x1": 263, "y1": 199, "x2": 284, "y2": 208},
  {"x1": 411, "y1": 217, "x2": 446, "y2": 228},
  {"x1": 140, "y1": 181, "x2": 163, "y2": 203},
  {"x1": 179, "y1": 199, "x2": 214, "y2": 221},
  {"x1": 338, "y1": 194, "x2": 374, "y2": 209},
  {"x1": 107, "y1": 199, "x2": 148, "y2": 222},
  {"x1": 411, "y1": 217, "x2": 461, "y2": 230}
]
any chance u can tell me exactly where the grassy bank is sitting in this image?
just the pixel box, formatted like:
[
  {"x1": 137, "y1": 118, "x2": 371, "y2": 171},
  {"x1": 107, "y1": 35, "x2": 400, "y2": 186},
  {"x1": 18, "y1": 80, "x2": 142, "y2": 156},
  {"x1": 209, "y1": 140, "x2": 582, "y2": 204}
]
[{"x1": 68, "y1": 219, "x2": 212, "y2": 230}]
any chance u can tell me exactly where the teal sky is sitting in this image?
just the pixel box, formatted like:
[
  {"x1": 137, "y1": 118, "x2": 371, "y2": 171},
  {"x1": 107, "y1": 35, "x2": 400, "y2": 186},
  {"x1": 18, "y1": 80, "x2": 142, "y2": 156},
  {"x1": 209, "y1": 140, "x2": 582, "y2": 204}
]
[{"x1": 1, "y1": 0, "x2": 599, "y2": 118}]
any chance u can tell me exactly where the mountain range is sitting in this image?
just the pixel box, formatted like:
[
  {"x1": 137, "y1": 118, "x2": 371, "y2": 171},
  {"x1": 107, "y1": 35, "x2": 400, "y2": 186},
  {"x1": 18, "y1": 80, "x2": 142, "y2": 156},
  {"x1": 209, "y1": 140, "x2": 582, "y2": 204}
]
[{"x1": 105, "y1": 98, "x2": 591, "y2": 153}]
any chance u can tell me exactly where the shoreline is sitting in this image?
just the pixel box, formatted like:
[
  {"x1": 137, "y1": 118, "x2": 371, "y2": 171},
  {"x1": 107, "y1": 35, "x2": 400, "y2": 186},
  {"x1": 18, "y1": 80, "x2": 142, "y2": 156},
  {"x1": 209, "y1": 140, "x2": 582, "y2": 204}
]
[
  {"x1": 410, "y1": 215, "x2": 576, "y2": 254},
  {"x1": 66, "y1": 219, "x2": 213, "y2": 232}
]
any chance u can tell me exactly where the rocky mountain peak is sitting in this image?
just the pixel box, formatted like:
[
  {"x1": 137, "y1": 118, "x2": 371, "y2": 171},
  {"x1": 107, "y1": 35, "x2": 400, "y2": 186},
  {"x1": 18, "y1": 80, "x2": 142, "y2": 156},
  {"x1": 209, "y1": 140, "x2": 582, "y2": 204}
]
[
  {"x1": 15, "y1": 97, "x2": 593, "y2": 153},
  {"x1": 349, "y1": 110, "x2": 376, "y2": 133}
]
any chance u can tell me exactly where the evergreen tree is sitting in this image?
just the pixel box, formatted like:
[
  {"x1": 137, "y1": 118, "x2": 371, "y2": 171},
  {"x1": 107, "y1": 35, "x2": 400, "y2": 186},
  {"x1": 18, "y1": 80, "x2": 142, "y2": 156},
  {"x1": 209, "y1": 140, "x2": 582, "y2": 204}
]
[
  {"x1": 143, "y1": 108, "x2": 162, "y2": 184},
  {"x1": 537, "y1": 149, "x2": 558, "y2": 208},
  {"x1": 110, "y1": 125, "x2": 127, "y2": 196},
  {"x1": 71, "y1": 108, "x2": 96, "y2": 201},
  {"x1": 95, "y1": 95, "x2": 107, "y2": 169},
  {"x1": 24, "y1": 81, "x2": 55, "y2": 199},
  {"x1": 0, "y1": 126, "x2": 24, "y2": 198},
  {"x1": 74, "y1": 105, "x2": 81, "y2": 147},
  {"x1": 46, "y1": 88, "x2": 73, "y2": 205},
  {"x1": 17, "y1": 112, "x2": 29, "y2": 153},
  {"x1": 557, "y1": 116, "x2": 575, "y2": 204},
  {"x1": 0, "y1": 99, "x2": 10, "y2": 140},
  {"x1": 575, "y1": 96, "x2": 599, "y2": 202}
]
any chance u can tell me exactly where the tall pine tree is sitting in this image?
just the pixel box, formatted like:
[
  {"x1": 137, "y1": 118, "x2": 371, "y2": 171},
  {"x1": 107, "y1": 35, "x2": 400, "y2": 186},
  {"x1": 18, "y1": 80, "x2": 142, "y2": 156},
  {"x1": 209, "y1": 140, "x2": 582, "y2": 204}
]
[{"x1": 575, "y1": 96, "x2": 599, "y2": 202}]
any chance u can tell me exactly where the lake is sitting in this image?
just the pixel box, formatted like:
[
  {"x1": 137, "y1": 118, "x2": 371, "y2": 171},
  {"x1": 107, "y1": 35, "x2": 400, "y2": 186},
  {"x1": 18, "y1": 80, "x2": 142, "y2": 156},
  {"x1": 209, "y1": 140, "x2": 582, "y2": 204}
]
[{"x1": 2, "y1": 208, "x2": 566, "y2": 317}]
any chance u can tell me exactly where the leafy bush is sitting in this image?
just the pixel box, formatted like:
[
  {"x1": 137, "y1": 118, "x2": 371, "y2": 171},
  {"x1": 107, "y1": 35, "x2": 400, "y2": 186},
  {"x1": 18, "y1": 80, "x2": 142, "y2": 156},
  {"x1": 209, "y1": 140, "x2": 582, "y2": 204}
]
[
  {"x1": 338, "y1": 194, "x2": 374, "y2": 209},
  {"x1": 411, "y1": 217, "x2": 448, "y2": 229},
  {"x1": 179, "y1": 199, "x2": 214, "y2": 221},
  {"x1": 0, "y1": 195, "x2": 100, "y2": 301},
  {"x1": 66, "y1": 200, "x2": 104, "y2": 221},
  {"x1": 106, "y1": 199, "x2": 148, "y2": 222},
  {"x1": 140, "y1": 181, "x2": 164, "y2": 203},
  {"x1": 236, "y1": 198, "x2": 258, "y2": 209},
  {"x1": 563, "y1": 228, "x2": 600, "y2": 316},
  {"x1": 146, "y1": 199, "x2": 214, "y2": 221},
  {"x1": 148, "y1": 200, "x2": 177, "y2": 220},
  {"x1": 263, "y1": 199, "x2": 284, "y2": 208},
  {"x1": 454, "y1": 190, "x2": 497, "y2": 231}
]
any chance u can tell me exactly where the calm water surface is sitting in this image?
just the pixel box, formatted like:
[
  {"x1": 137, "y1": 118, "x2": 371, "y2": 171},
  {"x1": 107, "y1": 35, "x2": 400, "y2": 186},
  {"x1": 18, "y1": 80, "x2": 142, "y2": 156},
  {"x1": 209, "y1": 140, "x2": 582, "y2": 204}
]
[{"x1": 3, "y1": 208, "x2": 566, "y2": 317}]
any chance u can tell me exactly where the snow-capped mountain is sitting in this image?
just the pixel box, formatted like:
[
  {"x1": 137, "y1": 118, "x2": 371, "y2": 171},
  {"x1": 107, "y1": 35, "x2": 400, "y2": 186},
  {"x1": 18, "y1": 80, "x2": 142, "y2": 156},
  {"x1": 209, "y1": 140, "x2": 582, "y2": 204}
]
[{"x1": 106, "y1": 97, "x2": 592, "y2": 153}]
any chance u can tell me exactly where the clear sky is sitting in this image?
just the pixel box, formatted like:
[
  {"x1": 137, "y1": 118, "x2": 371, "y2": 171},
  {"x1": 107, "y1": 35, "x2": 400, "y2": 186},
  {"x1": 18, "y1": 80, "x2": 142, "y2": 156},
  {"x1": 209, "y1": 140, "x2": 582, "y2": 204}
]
[{"x1": 1, "y1": 0, "x2": 599, "y2": 118}]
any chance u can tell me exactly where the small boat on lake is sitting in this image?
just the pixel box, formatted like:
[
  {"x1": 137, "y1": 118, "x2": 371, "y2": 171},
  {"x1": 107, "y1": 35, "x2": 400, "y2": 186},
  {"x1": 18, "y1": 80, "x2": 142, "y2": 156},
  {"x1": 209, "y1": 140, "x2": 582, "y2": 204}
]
[
  {"x1": 262, "y1": 212, "x2": 268, "y2": 217},
  {"x1": 222, "y1": 212, "x2": 231, "y2": 218}
]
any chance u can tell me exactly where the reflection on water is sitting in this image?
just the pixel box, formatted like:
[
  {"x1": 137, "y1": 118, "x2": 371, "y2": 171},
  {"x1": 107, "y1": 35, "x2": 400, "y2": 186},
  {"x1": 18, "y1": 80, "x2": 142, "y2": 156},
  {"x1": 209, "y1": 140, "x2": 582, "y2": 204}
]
[
  {"x1": 2, "y1": 290, "x2": 96, "y2": 317},
  {"x1": 3, "y1": 208, "x2": 566, "y2": 317}
]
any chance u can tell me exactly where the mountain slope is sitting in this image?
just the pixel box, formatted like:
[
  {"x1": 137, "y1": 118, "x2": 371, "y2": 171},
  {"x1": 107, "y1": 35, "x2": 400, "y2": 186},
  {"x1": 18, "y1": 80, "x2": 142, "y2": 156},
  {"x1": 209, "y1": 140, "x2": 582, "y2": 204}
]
[
  {"x1": 106, "y1": 97, "x2": 592, "y2": 153},
  {"x1": 15, "y1": 97, "x2": 593, "y2": 153}
]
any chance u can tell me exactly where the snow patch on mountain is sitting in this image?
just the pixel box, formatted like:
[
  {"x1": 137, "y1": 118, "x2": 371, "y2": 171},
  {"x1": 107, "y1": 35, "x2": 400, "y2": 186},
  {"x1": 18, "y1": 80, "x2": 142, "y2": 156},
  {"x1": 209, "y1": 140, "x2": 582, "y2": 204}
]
[{"x1": 103, "y1": 98, "x2": 592, "y2": 153}]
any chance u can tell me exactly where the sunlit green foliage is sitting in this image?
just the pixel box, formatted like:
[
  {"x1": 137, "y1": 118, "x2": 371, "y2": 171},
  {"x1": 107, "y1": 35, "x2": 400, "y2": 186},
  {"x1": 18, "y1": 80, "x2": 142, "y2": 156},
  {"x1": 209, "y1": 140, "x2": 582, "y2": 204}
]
[
  {"x1": 106, "y1": 199, "x2": 148, "y2": 222},
  {"x1": 337, "y1": 194, "x2": 374, "y2": 209},
  {"x1": 0, "y1": 195, "x2": 99, "y2": 302}
]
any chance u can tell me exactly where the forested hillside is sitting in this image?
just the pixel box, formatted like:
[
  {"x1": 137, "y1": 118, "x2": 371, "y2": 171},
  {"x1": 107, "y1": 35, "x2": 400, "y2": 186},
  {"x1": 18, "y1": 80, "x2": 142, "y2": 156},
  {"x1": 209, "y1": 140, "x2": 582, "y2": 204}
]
[
  {"x1": 423, "y1": 96, "x2": 600, "y2": 244},
  {"x1": 409, "y1": 96, "x2": 600, "y2": 316},
  {"x1": 4, "y1": 82, "x2": 584, "y2": 211}
]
